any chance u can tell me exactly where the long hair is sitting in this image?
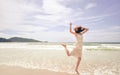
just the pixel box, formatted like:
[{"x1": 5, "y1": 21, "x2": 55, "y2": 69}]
[{"x1": 75, "y1": 27, "x2": 85, "y2": 33}]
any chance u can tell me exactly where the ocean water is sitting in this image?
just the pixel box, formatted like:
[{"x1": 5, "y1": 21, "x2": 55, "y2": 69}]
[{"x1": 0, "y1": 42, "x2": 120, "y2": 75}]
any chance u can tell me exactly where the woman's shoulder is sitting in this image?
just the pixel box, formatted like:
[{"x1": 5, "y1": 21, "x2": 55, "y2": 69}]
[
  {"x1": 75, "y1": 33, "x2": 83, "y2": 37},
  {"x1": 77, "y1": 33, "x2": 82, "y2": 36}
]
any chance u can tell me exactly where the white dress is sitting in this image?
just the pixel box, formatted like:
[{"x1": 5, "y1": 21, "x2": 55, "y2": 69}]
[{"x1": 71, "y1": 34, "x2": 83, "y2": 58}]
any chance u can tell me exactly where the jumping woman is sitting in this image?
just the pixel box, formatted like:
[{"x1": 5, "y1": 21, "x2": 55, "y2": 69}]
[{"x1": 61, "y1": 22, "x2": 89, "y2": 75}]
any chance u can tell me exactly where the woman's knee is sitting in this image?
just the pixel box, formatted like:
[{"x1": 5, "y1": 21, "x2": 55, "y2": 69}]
[{"x1": 78, "y1": 57, "x2": 81, "y2": 61}]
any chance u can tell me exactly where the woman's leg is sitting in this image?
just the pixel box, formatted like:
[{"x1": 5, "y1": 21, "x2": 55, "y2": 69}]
[
  {"x1": 61, "y1": 44, "x2": 71, "y2": 56},
  {"x1": 75, "y1": 57, "x2": 81, "y2": 75}
]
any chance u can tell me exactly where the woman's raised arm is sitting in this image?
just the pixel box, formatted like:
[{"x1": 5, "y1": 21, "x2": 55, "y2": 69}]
[
  {"x1": 80, "y1": 27, "x2": 89, "y2": 35},
  {"x1": 69, "y1": 22, "x2": 76, "y2": 35}
]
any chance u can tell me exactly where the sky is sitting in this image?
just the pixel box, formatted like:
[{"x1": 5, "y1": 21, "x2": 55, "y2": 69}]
[{"x1": 0, "y1": 0, "x2": 120, "y2": 42}]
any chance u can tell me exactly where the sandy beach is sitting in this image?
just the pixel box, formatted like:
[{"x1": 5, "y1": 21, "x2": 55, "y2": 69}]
[
  {"x1": 0, "y1": 43, "x2": 120, "y2": 75},
  {"x1": 0, "y1": 65, "x2": 73, "y2": 75}
]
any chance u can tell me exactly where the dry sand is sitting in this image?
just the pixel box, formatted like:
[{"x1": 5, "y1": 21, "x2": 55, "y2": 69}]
[{"x1": 0, "y1": 65, "x2": 74, "y2": 75}]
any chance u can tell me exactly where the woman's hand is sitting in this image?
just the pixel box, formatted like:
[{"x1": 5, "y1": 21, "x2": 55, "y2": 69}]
[
  {"x1": 70, "y1": 22, "x2": 72, "y2": 25},
  {"x1": 80, "y1": 27, "x2": 89, "y2": 35}
]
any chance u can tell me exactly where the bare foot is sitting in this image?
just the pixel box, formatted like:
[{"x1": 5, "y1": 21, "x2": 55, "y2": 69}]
[
  {"x1": 61, "y1": 43, "x2": 66, "y2": 48},
  {"x1": 75, "y1": 70, "x2": 80, "y2": 75}
]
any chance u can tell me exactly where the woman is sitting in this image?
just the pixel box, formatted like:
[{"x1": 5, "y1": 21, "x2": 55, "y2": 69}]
[{"x1": 61, "y1": 22, "x2": 88, "y2": 75}]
